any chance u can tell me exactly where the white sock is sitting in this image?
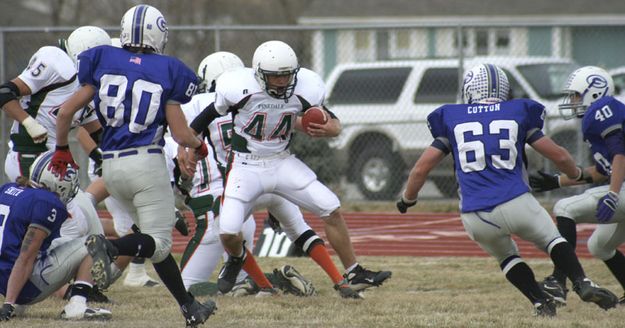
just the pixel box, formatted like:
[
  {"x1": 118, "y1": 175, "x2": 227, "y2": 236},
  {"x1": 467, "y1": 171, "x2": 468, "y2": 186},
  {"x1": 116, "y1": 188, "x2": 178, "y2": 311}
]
[
  {"x1": 69, "y1": 295, "x2": 87, "y2": 305},
  {"x1": 127, "y1": 262, "x2": 147, "y2": 276},
  {"x1": 345, "y1": 263, "x2": 359, "y2": 274}
]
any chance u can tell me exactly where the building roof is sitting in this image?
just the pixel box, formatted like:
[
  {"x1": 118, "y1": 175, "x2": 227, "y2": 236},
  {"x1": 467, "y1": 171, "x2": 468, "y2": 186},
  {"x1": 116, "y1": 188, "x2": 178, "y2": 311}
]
[{"x1": 299, "y1": 0, "x2": 625, "y2": 24}]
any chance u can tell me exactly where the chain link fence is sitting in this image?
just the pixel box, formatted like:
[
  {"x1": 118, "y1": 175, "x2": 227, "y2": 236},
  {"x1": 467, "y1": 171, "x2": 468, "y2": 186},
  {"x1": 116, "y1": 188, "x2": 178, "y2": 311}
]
[{"x1": 1, "y1": 21, "x2": 625, "y2": 202}]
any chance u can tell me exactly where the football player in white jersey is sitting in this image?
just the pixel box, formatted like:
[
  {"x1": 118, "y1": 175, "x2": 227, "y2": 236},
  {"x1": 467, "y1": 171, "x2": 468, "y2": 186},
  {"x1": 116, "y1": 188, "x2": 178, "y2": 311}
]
[
  {"x1": 188, "y1": 41, "x2": 391, "y2": 296},
  {"x1": 174, "y1": 52, "x2": 348, "y2": 298},
  {"x1": 2, "y1": 26, "x2": 108, "y2": 181}
]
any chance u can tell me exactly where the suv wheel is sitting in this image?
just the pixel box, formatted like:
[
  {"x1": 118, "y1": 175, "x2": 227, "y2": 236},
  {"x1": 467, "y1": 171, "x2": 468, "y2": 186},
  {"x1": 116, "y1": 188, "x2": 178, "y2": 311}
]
[{"x1": 352, "y1": 146, "x2": 404, "y2": 200}]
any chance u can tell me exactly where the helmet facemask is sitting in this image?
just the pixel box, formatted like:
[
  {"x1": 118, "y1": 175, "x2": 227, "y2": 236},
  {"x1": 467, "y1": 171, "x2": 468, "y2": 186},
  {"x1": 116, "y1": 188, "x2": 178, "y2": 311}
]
[
  {"x1": 256, "y1": 67, "x2": 300, "y2": 100},
  {"x1": 558, "y1": 66, "x2": 613, "y2": 120}
]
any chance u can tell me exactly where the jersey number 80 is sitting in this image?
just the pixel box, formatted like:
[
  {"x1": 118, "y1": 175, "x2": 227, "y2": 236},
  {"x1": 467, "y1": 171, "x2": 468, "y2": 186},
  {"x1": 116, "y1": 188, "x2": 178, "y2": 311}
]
[{"x1": 97, "y1": 74, "x2": 164, "y2": 134}]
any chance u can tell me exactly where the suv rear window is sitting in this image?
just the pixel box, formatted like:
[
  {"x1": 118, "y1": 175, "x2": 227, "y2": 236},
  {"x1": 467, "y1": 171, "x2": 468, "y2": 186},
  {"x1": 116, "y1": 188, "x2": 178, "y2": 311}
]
[
  {"x1": 414, "y1": 68, "x2": 459, "y2": 103},
  {"x1": 327, "y1": 67, "x2": 411, "y2": 104}
]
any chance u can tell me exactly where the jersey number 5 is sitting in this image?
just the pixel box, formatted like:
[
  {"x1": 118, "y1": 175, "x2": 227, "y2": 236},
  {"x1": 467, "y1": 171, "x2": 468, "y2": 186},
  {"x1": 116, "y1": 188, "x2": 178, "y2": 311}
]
[
  {"x1": 98, "y1": 74, "x2": 163, "y2": 134},
  {"x1": 454, "y1": 120, "x2": 519, "y2": 173}
]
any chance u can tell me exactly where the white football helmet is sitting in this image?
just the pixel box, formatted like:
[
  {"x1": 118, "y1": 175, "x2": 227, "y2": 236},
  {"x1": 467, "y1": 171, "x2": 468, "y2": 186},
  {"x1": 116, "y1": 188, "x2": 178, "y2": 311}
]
[
  {"x1": 29, "y1": 151, "x2": 79, "y2": 204},
  {"x1": 252, "y1": 40, "x2": 300, "y2": 99},
  {"x1": 559, "y1": 66, "x2": 614, "y2": 119},
  {"x1": 120, "y1": 5, "x2": 168, "y2": 53},
  {"x1": 65, "y1": 26, "x2": 111, "y2": 65},
  {"x1": 197, "y1": 51, "x2": 244, "y2": 93},
  {"x1": 462, "y1": 64, "x2": 510, "y2": 104}
]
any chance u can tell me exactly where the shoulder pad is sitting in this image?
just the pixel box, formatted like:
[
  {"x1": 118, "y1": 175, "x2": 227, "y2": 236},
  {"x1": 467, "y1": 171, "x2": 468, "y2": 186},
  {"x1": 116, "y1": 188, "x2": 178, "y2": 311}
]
[
  {"x1": 216, "y1": 68, "x2": 261, "y2": 103},
  {"x1": 294, "y1": 68, "x2": 326, "y2": 105},
  {"x1": 35, "y1": 46, "x2": 76, "y2": 80}
]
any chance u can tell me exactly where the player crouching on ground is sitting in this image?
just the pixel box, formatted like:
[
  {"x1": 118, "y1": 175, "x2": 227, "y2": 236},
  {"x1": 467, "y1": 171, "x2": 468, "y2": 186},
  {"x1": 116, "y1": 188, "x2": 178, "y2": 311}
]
[{"x1": 0, "y1": 152, "x2": 111, "y2": 321}]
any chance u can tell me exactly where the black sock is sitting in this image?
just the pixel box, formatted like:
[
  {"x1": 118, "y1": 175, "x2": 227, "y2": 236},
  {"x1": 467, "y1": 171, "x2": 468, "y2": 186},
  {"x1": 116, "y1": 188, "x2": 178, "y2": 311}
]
[
  {"x1": 70, "y1": 282, "x2": 92, "y2": 299},
  {"x1": 152, "y1": 254, "x2": 193, "y2": 306},
  {"x1": 552, "y1": 216, "x2": 577, "y2": 285},
  {"x1": 550, "y1": 241, "x2": 585, "y2": 285},
  {"x1": 109, "y1": 233, "x2": 156, "y2": 258},
  {"x1": 604, "y1": 250, "x2": 625, "y2": 291},
  {"x1": 502, "y1": 258, "x2": 546, "y2": 304},
  {"x1": 131, "y1": 257, "x2": 146, "y2": 265}
]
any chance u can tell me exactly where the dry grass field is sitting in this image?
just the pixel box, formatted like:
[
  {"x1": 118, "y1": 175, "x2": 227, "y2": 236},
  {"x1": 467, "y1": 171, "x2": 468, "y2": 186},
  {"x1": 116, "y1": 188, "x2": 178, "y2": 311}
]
[{"x1": 5, "y1": 255, "x2": 625, "y2": 328}]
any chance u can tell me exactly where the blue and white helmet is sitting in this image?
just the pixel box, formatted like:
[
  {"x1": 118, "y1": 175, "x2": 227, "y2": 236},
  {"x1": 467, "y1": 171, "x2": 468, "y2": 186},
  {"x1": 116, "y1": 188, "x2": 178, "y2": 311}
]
[
  {"x1": 559, "y1": 66, "x2": 614, "y2": 119},
  {"x1": 29, "y1": 151, "x2": 79, "y2": 204},
  {"x1": 120, "y1": 5, "x2": 168, "y2": 53},
  {"x1": 462, "y1": 64, "x2": 510, "y2": 104}
]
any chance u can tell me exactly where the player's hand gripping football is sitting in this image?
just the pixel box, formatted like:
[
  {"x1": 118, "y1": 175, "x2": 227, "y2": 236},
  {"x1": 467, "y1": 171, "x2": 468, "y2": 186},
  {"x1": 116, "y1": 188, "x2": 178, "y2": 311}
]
[
  {"x1": 49, "y1": 145, "x2": 79, "y2": 177},
  {"x1": 529, "y1": 170, "x2": 560, "y2": 192},
  {"x1": 396, "y1": 195, "x2": 417, "y2": 214},
  {"x1": 597, "y1": 191, "x2": 619, "y2": 223}
]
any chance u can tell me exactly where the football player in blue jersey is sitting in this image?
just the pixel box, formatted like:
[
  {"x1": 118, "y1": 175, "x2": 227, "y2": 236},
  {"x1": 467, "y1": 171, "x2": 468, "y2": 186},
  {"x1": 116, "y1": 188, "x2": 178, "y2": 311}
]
[
  {"x1": 0, "y1": 152, "x2": 111, "y2": 321},
  {"x1": 396, "y1": 64, "x2": 618, "y2": 316},
  {"x1": 49, "y1": 4, "x2": 215, "y2": 327},
  {"x1": 530, "y1": 66, "x2": 625, "y2": 305}
]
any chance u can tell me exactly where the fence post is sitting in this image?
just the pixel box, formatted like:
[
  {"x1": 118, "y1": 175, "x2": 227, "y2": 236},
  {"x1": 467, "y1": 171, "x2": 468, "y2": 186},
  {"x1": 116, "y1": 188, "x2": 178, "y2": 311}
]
[
  {"x1": 456, "y1": 25, "x2": 465, "y2": 103},
  {"x1": 214, "y1": 27, "x2": 221, "y2": 52},
  {"x1": 0, "y1": 30, "x2": 5, "y2": 185}
]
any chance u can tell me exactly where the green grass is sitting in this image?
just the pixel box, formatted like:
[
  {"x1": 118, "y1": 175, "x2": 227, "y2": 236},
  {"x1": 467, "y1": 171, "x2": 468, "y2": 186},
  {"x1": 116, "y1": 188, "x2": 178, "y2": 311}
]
[{"x1": 5, "y1": 255, "x2": 625, "y2": 328}]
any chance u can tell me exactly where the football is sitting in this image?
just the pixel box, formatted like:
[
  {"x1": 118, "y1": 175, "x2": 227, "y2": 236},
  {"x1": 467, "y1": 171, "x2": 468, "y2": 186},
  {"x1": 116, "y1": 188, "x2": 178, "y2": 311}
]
[{"x1": 301, "y1": 106, "x2": 328, "y2": 130}]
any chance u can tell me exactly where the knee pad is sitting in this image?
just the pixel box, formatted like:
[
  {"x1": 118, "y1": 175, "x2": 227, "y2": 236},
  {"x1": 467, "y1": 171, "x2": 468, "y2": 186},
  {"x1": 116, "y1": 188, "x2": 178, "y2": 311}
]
[
  {"x1": 553, "y1": 199, "x2": 572, "y2": 218},
  {"x1": 150, "y1": 236, "x2": 173, "y2": 263},
  {"x1": 587, "y1": 234, "x2": 616, "y2": 261},
  {"x1": 293, "y1": 229, "x2": 323, "y2": 254}
]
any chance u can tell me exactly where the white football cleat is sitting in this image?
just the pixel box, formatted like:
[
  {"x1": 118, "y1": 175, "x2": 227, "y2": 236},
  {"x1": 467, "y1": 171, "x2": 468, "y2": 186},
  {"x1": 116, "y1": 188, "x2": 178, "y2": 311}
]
[
  {"x1": 60, "y1": 299, "x2": 112, "y2": 320},
  {"x1": 123, "y1": 273, "x2": 161, "y2": 287}
]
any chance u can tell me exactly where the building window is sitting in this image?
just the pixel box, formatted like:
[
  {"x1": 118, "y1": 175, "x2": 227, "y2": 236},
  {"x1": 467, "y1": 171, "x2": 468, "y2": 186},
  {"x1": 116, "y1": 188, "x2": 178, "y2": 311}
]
[
  {"x1": 494, "y1": 29, "x2": 511, "y2": 55},
  {"x1": 355, "y1": 30, "x2": 374, "y2": 61},
  {"x1": 476, "y1": 29, "x2": 488, "y2": 55}
]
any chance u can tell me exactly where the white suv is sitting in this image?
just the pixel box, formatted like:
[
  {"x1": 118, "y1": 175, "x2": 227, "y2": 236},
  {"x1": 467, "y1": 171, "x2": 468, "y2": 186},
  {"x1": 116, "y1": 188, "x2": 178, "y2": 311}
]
[{"x1": 325, "y1": 56, "x2": 580, "y2": 200}]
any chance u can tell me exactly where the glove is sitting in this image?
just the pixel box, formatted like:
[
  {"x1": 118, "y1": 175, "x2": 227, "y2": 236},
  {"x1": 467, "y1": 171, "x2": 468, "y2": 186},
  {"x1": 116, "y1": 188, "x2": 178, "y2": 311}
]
[
  {"x1": 396, "y1": 195, "x2": 417, "y2": 214},
  {"x1": 49, "y1": 145, "x2": 79, "y2": 177},
  {"x1": 89, "y1": 148, "x2": 103, "y2": 177},
  {"x1": 272, "y1": 265, "x2": 316, "y2": 297},
  {"x1": 0, "y1": 303, "x2": 15, "y2": 321},
  {"x1": 21, "y1": 116, "x2": 47, "y2": 143},
  {"x1": 195, "y1": 141, "x2": 208, "y2": 160},
  {"x1": 529, "y1": 170, "x2": 560, "y2": 192},
  {"x1": 597, "y1": 191, "x2": 619, "y2": 223}
]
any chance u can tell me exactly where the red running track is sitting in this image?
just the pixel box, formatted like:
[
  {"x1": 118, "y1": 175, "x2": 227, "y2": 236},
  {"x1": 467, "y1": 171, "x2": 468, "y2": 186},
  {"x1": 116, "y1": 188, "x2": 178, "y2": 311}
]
[{"x1": 98, "y1": 211, "x2": 605, "y2": 258}]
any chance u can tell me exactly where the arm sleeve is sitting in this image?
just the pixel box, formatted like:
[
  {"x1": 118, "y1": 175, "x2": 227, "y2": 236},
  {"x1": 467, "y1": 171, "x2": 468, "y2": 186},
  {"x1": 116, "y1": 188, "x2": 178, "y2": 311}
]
[
  {"x1": 77, "y1": 51, "x2": 97, "y2": 86},
  {"x1": 169, "y1": 62, "x2": 198, "y2": 105},
  {"x1": 426, "y1": 107, "x2": 447, "y2": 139},
  {"x1": 604, "y1": 129, "x2": 625, "y2": 157},
  {"x1": 29, "y1": 199, "x2": 68, "y2": 235},
  {"x1": 524, "y1": 99, "x2": 546, "y2": 142},
  {"x1": 19, "y1": 48, "x2": 67, "y2": 94},
  {"x1": 190, "y1": 103, "x2": 221, "y2": 133}
]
